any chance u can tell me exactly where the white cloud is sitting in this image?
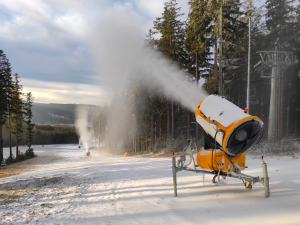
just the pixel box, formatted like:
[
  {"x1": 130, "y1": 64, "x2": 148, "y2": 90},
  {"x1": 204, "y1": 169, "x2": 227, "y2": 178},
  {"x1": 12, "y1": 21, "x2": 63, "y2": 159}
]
[
  {"x1": 0, "y1": 0, "x2": 192, "y2": 105},
  {"x1": 21, "y1": 78, "x2": 112, "y2": 105},
  {"x1": 0, "y1": 0, "x2": 51, "y2": 20}
]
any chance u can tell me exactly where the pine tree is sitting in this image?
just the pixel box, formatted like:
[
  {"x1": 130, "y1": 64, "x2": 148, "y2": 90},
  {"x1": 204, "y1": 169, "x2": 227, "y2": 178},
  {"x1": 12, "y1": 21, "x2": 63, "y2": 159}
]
[
  {"x1": 5, "y1": 62, "x2": 14, "y2": 158},
  {"x1": 153, "y1": 0, "x2": 188, "y2": 137},
  {"x1": 153, "y1": 0, "x2": 187, "y2": 67},
  {"x1": 266, "y1": 0, "x2": 296, "y2": 48},
  {"x1": 202, "y1": 0, "x2": 246, "y2": 96},
  {"x1": 0, "y1": 51, "x2": 8, "y2": 163},
  {"x1": 144, "y1": 29, "x2": 157, "y2": 49},
  {"x1": 0, "y1": 51, "x2": 13, "y2": 162},
  {"x1": 185, "y1": 0, "x2": 218, "y2": 140},
  {"x1": 24, "y1": 92, "x2": 34, "y2": 149},
  {"x1": 185, "y1": 0, "x2": 215, "y2": 82},
  {"x1": 11, "y1": 73, "x2": 24, "y2": 157}
]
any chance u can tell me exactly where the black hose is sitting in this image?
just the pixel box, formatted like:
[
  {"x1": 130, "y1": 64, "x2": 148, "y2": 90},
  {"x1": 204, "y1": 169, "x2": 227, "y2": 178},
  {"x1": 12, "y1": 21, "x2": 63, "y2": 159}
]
[
  {"x1": 212, "y1": 130, "x2": 220, "y2": 173},
  {"x1": 212, "y1": 129, "x2": 239, "y2": 172}
]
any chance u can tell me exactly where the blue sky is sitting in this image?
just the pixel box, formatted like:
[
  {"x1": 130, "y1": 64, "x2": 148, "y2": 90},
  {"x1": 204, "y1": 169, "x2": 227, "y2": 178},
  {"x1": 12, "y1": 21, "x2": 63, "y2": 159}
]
[{"x1": 0, "y1": 0, "x2": 263, "y2": 105}]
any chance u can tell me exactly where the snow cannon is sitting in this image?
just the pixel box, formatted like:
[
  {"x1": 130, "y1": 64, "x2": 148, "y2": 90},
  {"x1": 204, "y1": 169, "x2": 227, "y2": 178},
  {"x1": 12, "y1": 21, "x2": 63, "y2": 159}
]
[
  {"x1": 86, "y1": 148, "x2": 90, "y2": 157},
  {"x1": 195, "y1": 95, "x2": 263, "y2": 156},
  {"x1": 171, "y1": 94, "x2": 270, "y2": 198},
  {"x1": 195, "y1": 95, "x2": 263, "y2": 172}
]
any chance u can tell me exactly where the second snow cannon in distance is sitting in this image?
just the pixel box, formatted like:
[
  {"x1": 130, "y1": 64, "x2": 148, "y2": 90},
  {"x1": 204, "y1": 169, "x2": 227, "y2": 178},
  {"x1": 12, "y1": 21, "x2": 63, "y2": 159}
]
[{"x1": 172, "y1": 94, "x2": 270, "y2": 198}]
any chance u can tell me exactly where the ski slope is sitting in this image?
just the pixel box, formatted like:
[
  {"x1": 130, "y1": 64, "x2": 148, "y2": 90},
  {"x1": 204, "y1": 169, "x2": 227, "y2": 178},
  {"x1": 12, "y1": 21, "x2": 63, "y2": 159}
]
[{"x1": 0, "y1": 145, "x2": 299, "y2": 225}]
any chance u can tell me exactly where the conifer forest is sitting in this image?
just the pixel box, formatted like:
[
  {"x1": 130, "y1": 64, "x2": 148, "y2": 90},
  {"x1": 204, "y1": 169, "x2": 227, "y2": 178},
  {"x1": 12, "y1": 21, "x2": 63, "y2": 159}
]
[
  {"x1": 0, "y1": 52, "x2": 79, "y2": 163},
  {"x1": 92, "y1": 0, "x2": 300, "y2": 154},
  {"x1": 0, "y1": 50, "x2": 36, "y2": 162}
]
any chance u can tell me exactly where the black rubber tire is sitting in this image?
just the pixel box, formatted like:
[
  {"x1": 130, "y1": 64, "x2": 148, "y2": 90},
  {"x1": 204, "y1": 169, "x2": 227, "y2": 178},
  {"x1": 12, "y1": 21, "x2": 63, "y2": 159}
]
[
  {"x1": 245, "y1": 184, "x2": 252, "y2": 190},
  {"x1": 212, "y1": 174, "x2": 218, "y2": 183}
]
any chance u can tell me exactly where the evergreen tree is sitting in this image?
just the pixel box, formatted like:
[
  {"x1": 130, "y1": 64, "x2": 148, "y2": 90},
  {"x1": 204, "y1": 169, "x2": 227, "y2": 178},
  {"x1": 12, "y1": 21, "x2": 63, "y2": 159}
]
[
  {"x1": 11, "y1": 73, "x2": 24, "y2": 157},
  {"x1": 266, "y1": 0, "x2": 296, "y2": 48},
  {"x1": 0, "y1": 51, "x2": 8, "y2": 163},
  {"x1": 5, "y1": 62, "x2": 14, "y2": 158},
  {"x1": 0, "y1": 51, "x2": 13, "y2": 162},
  {"x1": 24, "y1": 92, "x2": 34, "y2": 149},
  {"x1": 153, "y1": 0, "x2": 188, "y2": 137},
  {"x1": 144, "y1": 29, "x2": 157, "y2": 49},
  {"x1": 202, "y1": 0, "x2": 246, "y2": 96},
  {"x1": 185, "y1": 0, "x2": 215, "y2": 82},
  {"x1": 153, "y1": 0, "x2": 188, "y2": 67}
]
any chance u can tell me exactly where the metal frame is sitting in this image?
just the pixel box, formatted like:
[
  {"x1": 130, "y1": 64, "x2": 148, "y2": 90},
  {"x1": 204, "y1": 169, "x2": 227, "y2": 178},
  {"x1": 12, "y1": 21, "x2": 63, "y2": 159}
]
[
  {"x1": 254, "y1": 51, "x2": 298, "y2": 141},
  {"x1": 255, "y1": 51, "x2": 298, "y2": 78},
  {"x1": 172, "y1": 153, "x2": 270, "y2": 198}
]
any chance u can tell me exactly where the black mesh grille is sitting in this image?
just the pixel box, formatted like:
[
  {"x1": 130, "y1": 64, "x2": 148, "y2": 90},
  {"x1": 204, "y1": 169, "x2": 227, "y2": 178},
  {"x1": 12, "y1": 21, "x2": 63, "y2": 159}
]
[{"x1": 226, "y1": 120, "x2": 262, "y2": 155}]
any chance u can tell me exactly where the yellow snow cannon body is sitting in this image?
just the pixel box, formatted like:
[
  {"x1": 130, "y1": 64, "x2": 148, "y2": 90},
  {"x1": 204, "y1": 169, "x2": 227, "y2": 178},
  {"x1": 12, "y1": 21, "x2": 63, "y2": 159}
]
[
  {"x1": 195, "y1": 95, "x2": 263, "y2": 172},
  {"x1": 195, "y1": 95, "x2": 263, "y2": 157},
  {"x1": 196, "y1": 150, "x2": 246, "y2": 173},
  {"x1": 172, "y1": 94, "x2": 270, "y2": 198}
]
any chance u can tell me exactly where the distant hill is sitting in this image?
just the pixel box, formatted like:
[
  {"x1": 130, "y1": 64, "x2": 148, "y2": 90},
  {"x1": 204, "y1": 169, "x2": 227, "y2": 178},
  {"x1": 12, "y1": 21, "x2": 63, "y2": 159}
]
[{"x1": 32, "y1": 103, "x2": 98, "y2": 125}]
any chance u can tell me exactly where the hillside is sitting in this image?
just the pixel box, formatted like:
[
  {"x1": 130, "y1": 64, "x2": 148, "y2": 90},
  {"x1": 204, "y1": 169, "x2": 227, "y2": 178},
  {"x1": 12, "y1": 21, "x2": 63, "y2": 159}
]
[{"x1": 32, "y1": 103, "x2": 98, "y2": 125}]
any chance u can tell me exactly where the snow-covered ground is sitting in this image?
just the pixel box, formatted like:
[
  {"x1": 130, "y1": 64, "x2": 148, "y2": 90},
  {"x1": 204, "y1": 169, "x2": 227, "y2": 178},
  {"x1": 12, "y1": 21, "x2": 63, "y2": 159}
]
[{"x1": 1, "y1": 145, "x2": 300, "y2": 225}]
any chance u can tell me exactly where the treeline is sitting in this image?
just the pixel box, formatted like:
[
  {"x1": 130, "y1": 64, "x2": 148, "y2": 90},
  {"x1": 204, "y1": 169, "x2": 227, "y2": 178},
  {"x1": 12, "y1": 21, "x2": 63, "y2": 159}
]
[
  {"x1": 31, "y1": 125, "x2": 78, "y2": 145},
  {"x1": 93, "y1": 0, "x2": 300, "y2": 154},
  {"x1": 1, "y1": 125, "x2": 78, "y2": 147},
  {"x1": 0, "y1": 50, "x2": 34, "y2": 162}
]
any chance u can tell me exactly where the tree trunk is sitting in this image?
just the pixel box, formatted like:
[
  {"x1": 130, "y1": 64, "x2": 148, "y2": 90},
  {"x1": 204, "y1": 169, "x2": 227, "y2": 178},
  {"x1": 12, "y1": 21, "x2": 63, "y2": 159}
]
[
  {"x1": 222, "y1": 71, "x2": 225, "y2": 96},
  {"x1": 159, "y1": 115, "x2": 162, "y2": 140},
  {"x1": 261, "y1": 94, "x2": 264, "y2": 121},
  {"x1": 171, "y1": 101, "x2": 174, "y2": 137},
  {"x1": 286, "y1": 79, "x2": 291, "y2": 136},
  {"x1": 16, "y1": 121, "x2": 18, "y2": 157},
  {"x1": 195, "y1": 52, "x2": 198, "y2": 140},
  {"x1": 139, "y1": 135, "x2": 141, "y2": 152},
  {"x1": 214, "y1": 36, "x2": 217, "y2": 92},
  {"x1": 154, "y1": 121, "x2": 157, "y2": 144},
  {"x1": 134, "y1": 136, "x2": 137, "y2": 153},
  {"x1": 9, "y1": 112, "x2": 12, "y2": 158},
  {"x1": 151, "y1": 115, "x2": 153, "y2": 151},
  {"x1": 219, "y1": 4, "x2": 223, "y2": 96},
  {"x1": 0, "y1": 118, "x2": 3, "y2": 163},
  {"x1": 196, "y1": 52, "x2": 198, "y2": 84},
  {"x1": 187, "y1": 111, "x2": 190, "y2": 139},
  {"x1": 145, "y1": 119, "x2": 148, "y2": 151},
  {"x1": 167, "y1": 101, "x2": 169, "y2": 138}
]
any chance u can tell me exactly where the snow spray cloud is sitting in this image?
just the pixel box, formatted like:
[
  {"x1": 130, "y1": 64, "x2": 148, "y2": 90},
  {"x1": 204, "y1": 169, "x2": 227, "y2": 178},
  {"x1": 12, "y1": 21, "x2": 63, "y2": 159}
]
[
  {"x1": 88, "y1": 11, "x2": 208, "y2": 112},
  {"x1": 75, "y1": 106, "x2": 93, "y2": 151}
]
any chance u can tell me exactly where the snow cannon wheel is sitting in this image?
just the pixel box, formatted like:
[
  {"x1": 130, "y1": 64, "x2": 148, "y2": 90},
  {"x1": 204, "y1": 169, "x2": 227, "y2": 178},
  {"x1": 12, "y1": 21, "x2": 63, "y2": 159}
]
[
  {"x1": 244, "y1": 182, "x2": 252, "y2": 190},
  {"x1": 212, "y1": 174, "x2": 218, "y2": 184}
]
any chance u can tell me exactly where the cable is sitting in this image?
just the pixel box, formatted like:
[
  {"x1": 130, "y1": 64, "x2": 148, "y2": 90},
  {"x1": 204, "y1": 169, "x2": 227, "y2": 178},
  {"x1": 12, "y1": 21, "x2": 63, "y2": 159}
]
[{"x1": 212, "y1": 129, "x2": 222, "y2": 172}]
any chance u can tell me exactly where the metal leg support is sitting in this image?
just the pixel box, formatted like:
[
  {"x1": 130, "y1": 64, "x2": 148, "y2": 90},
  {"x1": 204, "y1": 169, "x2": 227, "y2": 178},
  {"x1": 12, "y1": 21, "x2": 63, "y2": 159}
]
[
  {"x1": 262, "y1": 162, "x2": 270, "y2": 198},
  {"x1": 172, "y1": 156, "x2": 177, "y2": 197}
]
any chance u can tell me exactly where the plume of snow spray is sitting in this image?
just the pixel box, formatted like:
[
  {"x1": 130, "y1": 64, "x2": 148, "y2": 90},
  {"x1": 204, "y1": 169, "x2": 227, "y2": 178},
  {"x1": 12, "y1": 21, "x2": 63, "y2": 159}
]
[
  {"x1": 75, "y1": 106, "x2": 93, "y2": 152},
  {"x1": 86, "y1": 10, "x2": 208, "y2": 151},
  {"x1": 88, "y1": 11, "x2": 208, "y2": 112}
]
